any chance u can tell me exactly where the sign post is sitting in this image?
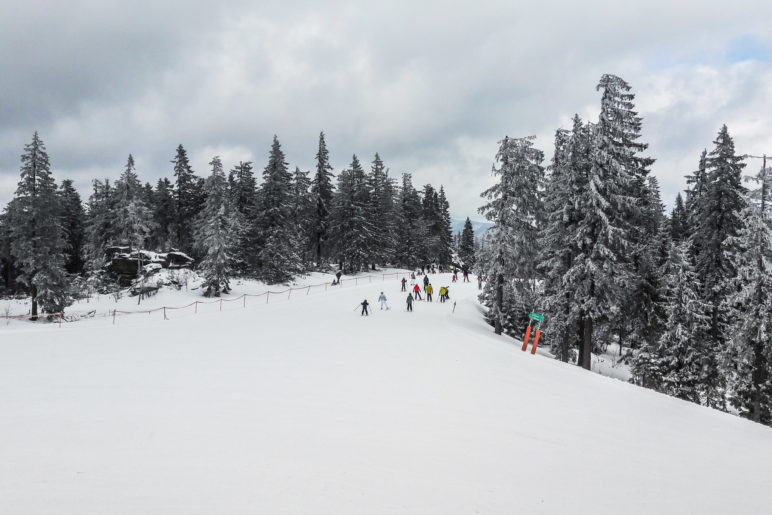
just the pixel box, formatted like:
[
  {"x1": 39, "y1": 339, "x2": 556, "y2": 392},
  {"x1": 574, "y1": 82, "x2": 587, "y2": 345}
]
[{"x1": 522, "y1": 313, "x2": 544, "y2": 353}]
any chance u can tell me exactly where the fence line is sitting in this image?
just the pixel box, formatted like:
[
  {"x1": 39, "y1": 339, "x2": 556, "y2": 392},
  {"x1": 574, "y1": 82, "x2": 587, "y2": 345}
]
[{"x1": 2, "y1": 271, "x2": 405, "y2": 327}]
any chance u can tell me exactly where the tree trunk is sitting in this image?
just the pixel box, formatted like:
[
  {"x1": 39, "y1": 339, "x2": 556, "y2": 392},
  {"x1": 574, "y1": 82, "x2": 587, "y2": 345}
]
[
  {"x1": 494, "y1": 273, "x2": 503, "y2": 335},
  {"x1": 581, "y1": 316, "x2": 593, "y2": 370},
  {"x1": 577, "y1": 313, "x2": 584, "y2": 366},
  {"x1": 31, "y1": 284, "x2": 38, "y2": 321}
]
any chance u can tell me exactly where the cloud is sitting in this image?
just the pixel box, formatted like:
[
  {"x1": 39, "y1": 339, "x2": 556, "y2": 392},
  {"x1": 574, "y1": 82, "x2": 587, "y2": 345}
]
[{"x1": 1, "y1": 0, "x2": 771, "y2": 218}]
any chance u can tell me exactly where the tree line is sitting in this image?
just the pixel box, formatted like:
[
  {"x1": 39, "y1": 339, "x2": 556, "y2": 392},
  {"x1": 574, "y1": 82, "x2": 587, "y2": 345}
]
[
  {"x1": 478, "y1": 74, "x2": 772, "y2": 425},
  {"x1": 0, "y1": 132, "x2": 457, "y2": 309}
]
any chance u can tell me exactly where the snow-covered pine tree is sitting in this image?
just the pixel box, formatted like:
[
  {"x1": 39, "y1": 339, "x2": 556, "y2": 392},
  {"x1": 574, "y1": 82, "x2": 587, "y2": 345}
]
[
  {"x1": 113, "y1": 155, "x2": 156, "y2": 278},
  {"x1": 150, "y1": 178, "x2": 175, "y2": 251},
  {"x1": 670, "y1": 192, "x2": 689, "y2": 243},
  {"x1": 726, "y1": 169, "x2": 772, "y2": 424},
  {"x1": 639, "y1": 241, "x2": 708, "y2": 401},
  {"x1": 685, "y1": 150, "x2": 709, "y2": 245},
  {"x1": 310, "y1": 132, "x2": 335, "y2": 266},
  {"x1": 622, "y1": 177, "x2": 667, "y2": 357},
  {"x1": 83, "y1": 179, "x2": 115, "y2": 271},
  {"x1": 227, "y1": 161, "x2": 258, "y2": 273},
  {"x1": 393, "y1": 173, "x2": 423, "y2": 269},
  {"x1": 367, "y1": 153, "x2": 396, "y2": 268},
  {"x1": 172, "y1": 144, "x2": 204, "y2": 254},
  {"x1": 459, "y1": 217, "x2": 476, "y2": 268},
  {"x1": 437, "y1": 186, "x2": 454, "y2": 266},
  {"x1": 420, "y1": 184, "x2": 441, "y2": 265},
  {"x1": 291, "y1": 166, "x2": 314, "y2": 266},
  {"x1": 58, "y1": 179, "x2": 85, "y2": 275},
  {"x1": 478, "y1": 135, "x2": 544, "y2": 335},
  {"x1": 691, "y1": 125, "x2": 747, "y2": 408},
  {"x1": 330, "y1": 155, "x2": 374, "y2": 272},
  {"x1": 6, "y1": 132, "x2": 69, "y2": 317},
  {"x1": 539, "y1": 118, "x2": 591, "y2": 361},
  {"x1": 566, "y1": 75, "x2": 652, "y2": 370},
  {"x1": 194, "y1": 156, "x2": 241, "y2": 296},
  {"x1": 257, "y1": 136, "x2": 303, "y2": 283}
]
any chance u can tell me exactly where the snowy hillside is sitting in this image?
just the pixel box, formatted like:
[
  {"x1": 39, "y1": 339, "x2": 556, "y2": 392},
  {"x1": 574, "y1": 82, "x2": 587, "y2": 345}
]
[{"x1": 2, "y1": 271, "x2": 771, "y2": 514}]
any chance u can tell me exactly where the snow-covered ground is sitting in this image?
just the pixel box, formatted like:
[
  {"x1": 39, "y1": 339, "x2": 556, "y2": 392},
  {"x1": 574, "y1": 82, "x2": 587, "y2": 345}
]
[{"x1": 1, "y1": 271, "x2": 771, "y2": 514}]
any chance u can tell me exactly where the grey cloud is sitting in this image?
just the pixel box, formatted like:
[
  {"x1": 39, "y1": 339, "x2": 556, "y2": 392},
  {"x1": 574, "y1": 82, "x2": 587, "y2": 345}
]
[{"x1": 1, "y1": 0, "x2": 771, "y2": 217}]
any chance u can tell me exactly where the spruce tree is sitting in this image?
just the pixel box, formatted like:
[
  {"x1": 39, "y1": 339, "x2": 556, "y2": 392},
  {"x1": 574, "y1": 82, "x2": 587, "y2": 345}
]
[
  {"x1": 670, "y1": 192, "x2": 689, "y2": 243},
  {"x1": 310, "y1": 132, "x2": 335, "y2": 266},
  {"x1": 538, "y1": 120, "x2": 590, "y2": 362},
  {"x1": 567, "y1": 75, "x2": 652, "y2": 370},
  {"x1": 367, "y1": 153, "x2": 396, "y2": 268},
  {"x1": 437, "y1": 186, "x2": 454, "y2": 266},
  {"x1": 172, "y1": 144, "x2": 203, "y2": 254},
  {"x1": 6, "y1": 132, "x2": 69, "y2": 317},
  {"x1": 84, "y1": 178, "x2": 115, "y2": 271},
  {"x1": 651, "y1": 241, "x2": 709, "y2": 401},
  {"x1": 478, "y1": 135, "x2": 544, "y2": 335},
  {"x1": 459, "y1": 217, "x2": 476, "y2": 268},
  {"x1": 194, "y1": 156, "x2": 241, "y2": 296},
  {"x1": 394, "y1": 174, "x2": 423, "y2": 269},
  {"x1": 151, "y1": 178, "x2": 176, "y2": 250},
  {"x1": 726, "y1": 173, "x2": 772, "y2": 424},
  {"x1": 691, "y1": 125, "x2": 747, "y2": 408},
  {"x1": 58, "y1": 179, "x2": 85, "y2": 275},
  {"x1": 113, "y1": 155, "x2": 155, "y2": 276},
  {"x1": 227, "y1": 161, "x2": 258, "y2": 272},
  {"x1": 257, "y1": 136, "x2": 303, "y2": 282},
  {"x1": 330, "y1": 155, "x2": 374, "y2": 272},
  {"x1": 291, "y1": 166, "x2": 314, "y2": 265}
]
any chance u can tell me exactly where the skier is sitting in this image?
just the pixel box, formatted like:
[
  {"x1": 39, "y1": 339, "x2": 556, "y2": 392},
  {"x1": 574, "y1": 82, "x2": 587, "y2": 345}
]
[
  {"x1": 410, "y1": 272, "x2": 416, "y2": 285},
  {"x1": 336, "y1": 271, "x2": 342, "y2": 284},
  {"x1": 452, "y1": 273, "x2": 457, "y2": 283},
  {"x1": 361, "y1": 299, "x2": 369, "y2": 316},
  {"x1": 413, "y1": 283, "x2": 422, "y2": 300},
  {"x1": 462, "y1": 266, "x2": 470, "y2": 282},
  {"x1": 444, "y1": 285, "x2": 450, "y2": 301},
  {"x1": 426, "y1": 283, "x2": 433, "y2": 302},
  {"x1": 423, "y1": 275, "x2": 429, "y2": 291},
  {"x1": 477, "y1": 275, "x2": 483, "y2": 290},
  {"x1": 378, "y1": 292, "x2": 388, "y2": 310},
  {"x1": 439, "y1": 286, "x2": 446, "y2": 303},
  {"x1": 406, "y1": 292, "x2": 414, "y2": 312},
  {"x1": 401, "y1": 277, "x2": 407, "y2": 292}
]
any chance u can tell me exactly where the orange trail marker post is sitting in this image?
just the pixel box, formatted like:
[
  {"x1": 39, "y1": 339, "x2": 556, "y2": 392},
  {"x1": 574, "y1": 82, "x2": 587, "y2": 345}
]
[
  {"x1": 521, "y1": 323, "x2": 533, "y2": 351},
  {"x1": 531, "y1": 327, "x2": 542, "y2": 354}
]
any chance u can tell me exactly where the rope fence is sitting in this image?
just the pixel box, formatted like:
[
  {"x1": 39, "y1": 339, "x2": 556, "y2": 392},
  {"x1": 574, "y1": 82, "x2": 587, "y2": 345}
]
[{"x1": 2, "y1": 271, "x2": 406, "y2": 327}]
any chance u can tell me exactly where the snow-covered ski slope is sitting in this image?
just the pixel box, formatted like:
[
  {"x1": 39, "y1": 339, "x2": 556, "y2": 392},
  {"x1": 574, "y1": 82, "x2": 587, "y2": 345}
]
[{"x1": 2, "y1": 272, "x2": 771, "y2": 514}]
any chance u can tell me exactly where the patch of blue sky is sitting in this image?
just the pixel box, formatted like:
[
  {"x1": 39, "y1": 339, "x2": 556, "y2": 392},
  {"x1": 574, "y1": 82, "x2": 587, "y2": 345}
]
[{"x1": 726, "y1": 34, "x2": 768, "y2": 63}]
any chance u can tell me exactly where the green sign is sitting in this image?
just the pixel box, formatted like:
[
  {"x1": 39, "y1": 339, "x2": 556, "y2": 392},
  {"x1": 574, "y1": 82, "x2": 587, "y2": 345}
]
[{"x1": 529, "y1": 312, "x2": 544, "y2": 322}]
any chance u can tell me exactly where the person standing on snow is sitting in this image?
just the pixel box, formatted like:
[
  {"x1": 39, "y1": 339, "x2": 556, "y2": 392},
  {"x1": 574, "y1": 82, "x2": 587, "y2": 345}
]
[
  {"x1": 439, "y1": 286, "x2": 446, "y2": 302},
  {"x1": 378, "y1": 292, "x2": 388, "y2": 310},
  {"x1": 426, "y1": 283, "x2": 433, "y2": 302},
  {"x1": 410, "y1": 272, "x2": 416, "y2": 285},
  {"x1": 406, "y1": 292, "x2": 414, "y2": 312},
  {"x1": 413, "y1": 283, "x2": 422, "y2": 300},
  {"x1": 477, "y1": 275, "x2": 483, "y2": 290},
  {"x1": 361, "y1": 299, "x2": 370, "y2": 316},
  {"x1": 462, "y1": 266, "x2": 470, "y2": 282},
  {"x1": 336, "y1": 271, "x2": 342, "y2": 284},
  {"x1": 401, "y1": 277, "x2": 407, "y2": 292},
  {"x1": 423, "y1": 275, "x2": 429, "y2": 291}
]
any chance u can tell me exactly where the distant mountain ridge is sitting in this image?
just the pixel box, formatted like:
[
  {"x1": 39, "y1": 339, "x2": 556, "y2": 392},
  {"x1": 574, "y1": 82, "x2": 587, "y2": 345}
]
[{"x1": 450, "y1": 217, "x2": 493, "y2": 237}]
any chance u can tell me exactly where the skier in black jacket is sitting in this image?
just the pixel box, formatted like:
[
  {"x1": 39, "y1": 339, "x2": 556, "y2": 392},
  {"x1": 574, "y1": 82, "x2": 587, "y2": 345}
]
[{"x1": 361, "y1": 299, "x2": 369, "y2": 316}]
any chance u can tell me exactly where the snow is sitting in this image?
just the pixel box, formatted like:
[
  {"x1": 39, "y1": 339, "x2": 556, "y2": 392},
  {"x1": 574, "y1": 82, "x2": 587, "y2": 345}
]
[{"x1": 1, "y1": 271, "x2": 771, "y2": 514}]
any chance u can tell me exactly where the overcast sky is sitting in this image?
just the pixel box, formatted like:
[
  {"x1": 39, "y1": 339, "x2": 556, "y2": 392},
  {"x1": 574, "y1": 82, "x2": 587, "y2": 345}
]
[{"x1": 1, "y1": 1, "x2": 770, "y2": 219}]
